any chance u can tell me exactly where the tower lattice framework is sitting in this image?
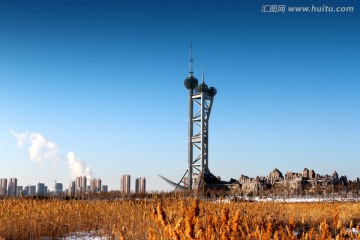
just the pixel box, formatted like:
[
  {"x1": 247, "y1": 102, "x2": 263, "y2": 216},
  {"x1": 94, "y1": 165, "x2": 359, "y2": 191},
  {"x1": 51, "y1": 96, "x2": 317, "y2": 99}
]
[{"x1": 179, "y1": 46, "x2": 217, "y2": 190}]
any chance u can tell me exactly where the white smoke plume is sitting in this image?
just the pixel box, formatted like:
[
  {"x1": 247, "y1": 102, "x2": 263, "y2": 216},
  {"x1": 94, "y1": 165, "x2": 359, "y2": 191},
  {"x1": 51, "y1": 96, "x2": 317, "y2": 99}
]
[
  {"x1": 10, "y1": 130, "x2": 29, "y2": 148},
  {"x1": 67, "y1": 151, "x2": 93, "y2": 179},
  {"x1": 10, "y1": 130, "x2": 93, "y2": 179},
  {"x1": 10, "y1": 130, "x2": 58, "y2": 163}
]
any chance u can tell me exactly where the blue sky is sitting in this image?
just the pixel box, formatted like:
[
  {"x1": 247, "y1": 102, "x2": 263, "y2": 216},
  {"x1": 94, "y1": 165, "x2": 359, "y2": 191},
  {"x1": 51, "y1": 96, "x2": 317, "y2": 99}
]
[{"x1": 0, "y1": 0, "x2": 359, "y2": 191}]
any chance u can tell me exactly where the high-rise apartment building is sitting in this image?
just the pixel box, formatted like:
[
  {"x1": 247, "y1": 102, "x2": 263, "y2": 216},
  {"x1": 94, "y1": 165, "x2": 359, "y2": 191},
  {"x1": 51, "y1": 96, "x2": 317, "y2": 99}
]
[
  {"x1": 68, "y1": 181, "x2": 75, "y2": 196},
  {"x1": 121, "y1": 175, "x2": 131, "y2": 194},
  {"x1": 90, "y1": 178, "x2": 102, "y2": 193},
  {"x1": 135, "y1": 177, "x2": 146, "y2": 193},
  {"x1": 101, "y1": 185, "x2": 108, "y2": 193},
  {"x1": 8, "y1": 178, "x2": 17, "y2": 197},
  {"x1": 55, "y1": 183, "x2": 63, "y2": 195},
  {"x1": 37, "y1": 183, "x2": 47, "y2": 196},
  {"x1": 0, "y1": 178, "x2": 7, "y2": 196},
  {"x1": 16, "y1": 186, "x2": 23, "y2": 197},
  {"x1": 29, "y1": 185, "x2": 36, "y2": 196},
  {"x1": 24, "y1": 185, "x2": 36, "y2": 196},
  {"x1": 75, "y1": 176, "x2": 87, "y2": 195},
  {"x1": 23, "y1": 186, "x2": 29, "y2": 197}
]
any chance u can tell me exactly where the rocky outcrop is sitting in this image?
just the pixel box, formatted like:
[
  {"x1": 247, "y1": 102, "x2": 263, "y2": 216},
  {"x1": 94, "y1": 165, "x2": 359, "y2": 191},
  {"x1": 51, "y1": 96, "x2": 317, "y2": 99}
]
[
  {"x1": 309, "y1": 169, "x2": 316, "y2": 179},
  {"x1": 268, "y1": 168, "x2": 283, "y2": 185},
  {"x1": 301, "y1": 168, "x2": 316, "y2": 179},
  {"x1": 302, "y1": 168, "x2": 309, "y2": 179},
  {"x1": 239, "y1": 167, "x2": 348, "y2": 195},
  {"x1": 285, "y1": 172, "x2": 302, "y2": 181}
]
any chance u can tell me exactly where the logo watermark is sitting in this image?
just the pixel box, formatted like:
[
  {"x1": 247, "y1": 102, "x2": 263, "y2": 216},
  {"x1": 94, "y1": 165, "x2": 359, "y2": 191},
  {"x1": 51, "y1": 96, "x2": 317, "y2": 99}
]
[{"x1": 261, "y1": 5, "x2": 355, "y2": 13}]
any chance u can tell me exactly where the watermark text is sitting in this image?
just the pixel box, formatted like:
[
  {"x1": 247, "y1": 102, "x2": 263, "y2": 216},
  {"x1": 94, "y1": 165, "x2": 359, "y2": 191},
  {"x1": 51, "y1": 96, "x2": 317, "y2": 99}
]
[{"x1": 261, "y1": 5, "x2": 355, "y2": 13}]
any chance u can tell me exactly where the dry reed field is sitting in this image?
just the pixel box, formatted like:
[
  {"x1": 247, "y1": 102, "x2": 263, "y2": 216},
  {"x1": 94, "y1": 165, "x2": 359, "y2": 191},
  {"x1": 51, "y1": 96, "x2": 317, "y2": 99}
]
[{"x1": 1, "y1": 197, "x2": 360, "y2": 239}]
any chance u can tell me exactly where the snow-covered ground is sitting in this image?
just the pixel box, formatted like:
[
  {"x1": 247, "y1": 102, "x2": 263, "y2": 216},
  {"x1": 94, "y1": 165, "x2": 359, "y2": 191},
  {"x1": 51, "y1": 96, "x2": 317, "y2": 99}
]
[
  {"x1": 56, "y1": 226, "x2": 360, "y2": 239},
  {"x1": 52, "y1": 228, "x2": 360, "y2": 239},
  {"x1": 63, "y1": 234, "x2": 107, "y2": 240},
  {"x1": 254, "y1": 196, "x2": 360, "y2": 202},
  {"x1": 347, "y1": 228, "x2": 360, "y2": 235},
  {"x1": 214, "y1": 196, "x2": 360, "y2": 203},
  {"x1": 42, "y1": 232, "x2": 108, "y2": 240}
]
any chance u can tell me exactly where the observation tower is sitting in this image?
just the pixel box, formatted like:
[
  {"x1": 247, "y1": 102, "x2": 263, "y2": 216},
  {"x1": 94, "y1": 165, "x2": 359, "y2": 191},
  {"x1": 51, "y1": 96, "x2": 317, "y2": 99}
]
[
  {"x1": 160, "y1": 45, "x2": 233, "y2": 192},
  {"x1": 160, "y1": 46, "x2": 222, "y2": 190},
  {"x1": 180, "y1": 45, "x2": 217, "y2": 190}
]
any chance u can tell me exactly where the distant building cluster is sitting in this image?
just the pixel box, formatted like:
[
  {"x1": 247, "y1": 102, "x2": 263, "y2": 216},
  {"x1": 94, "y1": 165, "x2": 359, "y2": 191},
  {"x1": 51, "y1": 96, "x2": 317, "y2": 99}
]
[
  {"x1": 1, "y1": 175, "x2": 146, "y2": 197},
  {"x1": 67, "y1": 176, "x2": 108, "y2": 196},
  {"x1": 67, "y1": 174, "x2": 146, "y2": 196},
  {"x1": 0, "y1": 177, "x2": 106, "y2": 197},
  {"x1": 121, "y1": 175, "x2": 146, "y2": 194},
  {"x1": 0, "y1": 178, "x2": 18, "y2": 196},
  {"x1": 135, "y1": 177, "x2": 146, "y2": 193},
  {"x1": 0, "y1": 178, "x2": 55, "y2": 197}
]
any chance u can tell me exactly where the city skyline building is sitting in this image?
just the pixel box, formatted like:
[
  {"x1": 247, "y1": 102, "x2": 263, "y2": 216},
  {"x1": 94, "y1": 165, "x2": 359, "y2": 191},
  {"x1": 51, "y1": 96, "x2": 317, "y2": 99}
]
[
  {"x1": 68, "y1": 180, "x2": 76, "y2": 196},
  {"x1": 8, "y1": 178, "x2": 17, "y2": 196},
  {"x1": 75, "y1": 176, "x2": 87, "y2": 195},
  {"x1": 55, "y1": 183, "x2": 63, "y2": 195},
  {"x1": 36, "y1": 183, "x2": 47, "y2": 196},
  {"x1": 90, "y1": 178, "x2": 102, "y2": 193},
  {"x1": 30, "y1": 185, "x2": 36, "y2": 196},
  {"x1": 23, "y1": 186, "x2": 29, "y2": 197},
  {"x1": 101, "y1": 185, "x2": 108, "y2": 193},
  {"x1": 16, "y1": 186, "x2": 23, "y2": 197},
  {"x1": 135, "y1": 177, "x2": 146, "y2": 193},
  {"x1": 121, "y1": 175, "x2": 131, "y2": 194},
  {"x1": 0, "y1": 178, "x2": 7, "y2": 196}
]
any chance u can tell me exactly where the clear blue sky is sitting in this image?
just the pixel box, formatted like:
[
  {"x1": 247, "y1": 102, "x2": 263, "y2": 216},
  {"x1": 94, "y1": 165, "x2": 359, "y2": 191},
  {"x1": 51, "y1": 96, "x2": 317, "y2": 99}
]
[{"x1": 0, "y1": 0, "x2": 359, "y2": 191}]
